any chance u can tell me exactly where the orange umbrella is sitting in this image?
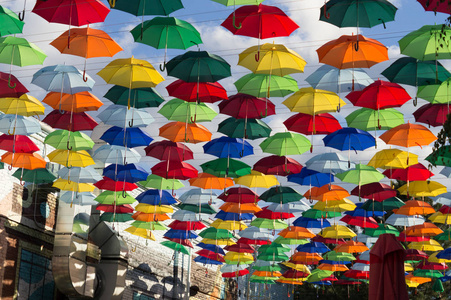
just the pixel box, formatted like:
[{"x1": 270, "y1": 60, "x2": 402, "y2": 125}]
[
  {"x1": 334, "y1": 240, "x2": 369, "y2": 254},
  {"x1": 253, "y1": 271, "x2": 282, "y2": 277},
  {"x1": 43, "y1": 91, "x2": 103, "y2": 112},
  {"x1": 405, "y1": 223, "x2": 443, "y2": 237},
  {"x1": 405, "y1": 273, "x2": 431, "y2": 284},
  {"x1": 290, "y1": 252, "x2": 323, "y2": 264},
  {"x1": 318, "y1": 263, "x2": 349, "y2": 272},
  {"x1": 379, "y1": 122, "x2": 437, "y2": 148},
  {"x1": 189, "y1": 173, "x2": 234, "y2": 190},
  {"x1": 220, "y1": 202, "x2": 262, "y2": 214},
  {"x1": 279, "y1": 226, "x2": 316, "y2": 239},
  {"x1": 304, "y1": 184, "x2": 350, "y2": 201},
  {"x1": 1, "y1": 152, "x2": 46, "y2": 170},
  {"x1": 316, "y1": 34, "x2": 388, "y2": 69},
  {"x1": 132, "y1": 212, "x2": 170, "y2": 222},
  {"x1": 277, "y1": 278, "x2": 304, "y2": 285},
  {"x1": 393, "y1": 200, "x2": 435, "y2": 216},
  {"x1": 159, "y1": 121, "x2": 212, "y2": 143}
]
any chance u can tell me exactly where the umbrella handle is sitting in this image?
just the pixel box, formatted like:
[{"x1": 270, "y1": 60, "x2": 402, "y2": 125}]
[
  {"x1": 7, "y1": 76, "x2": 16, "y2": 89},
  {"x1": 159, "y1": 62, "x2": 166, "y2": 72},
  {"x1": 18, "y1": 9, "x2": 25, "y2": 21},
  {"x1": 122, "y1": 190, "x2": 127, "y2": 198},
  {"x1": 378, "y1": 18, "x2": 386, "y2": 29},
  {"x1": 8, "y1": 128, "x2": 15, "y2": 135},
  {"x1": 354, "y1": 40, "x2": 359, "y2": 52},
  {"x1": 310, "y1": 145, "x2": 313, "y2": 153},
  {"x1": 8, "y1": 165, "x2": 13, "y2": 171},
  {"x1": 82, "y1": 70, "x2": 88, "y2": 82},
  {"x1": 323, "y1": 3, "x2": 330, "y2": 19},
  {"x1": 172, "y1": 189, "x2": 176, "y2": 197},
  {"x1": 336, "y1": 102, "x2": 341, "y2": 112},
  {"x1": 378, "y1": 118, "x2": 382, "y2": 130},
  {"x1": 190, "y1": 115, "x2": 197, "y2": 123},
  {"x1": 255, "y1": 51, "x2": 260, "y2": 62},
  {"x1": 20, "y1": 180, "x2": 25, "y2": 186},
  {"x1": 413, "y1": 97, "x2": 418, "y2": 107},
  {"x1": 128, "y1": 119, "x2": 134, "y2": 127},
  {"x1": 239, "y1": 149, "x2": 244, "y2": 157},
  {"x1": 131, "y1": 246, "x2": 136, "y2": 252},
  {"x1": 232, "y1": 13, "x2": 242, "y2": 29},
  {"x1": 109, "y1": 0, "x2": 116, "y2": 8},
  {"x1": 67, "y1": 140, "x2": 73, "y2": 150}
]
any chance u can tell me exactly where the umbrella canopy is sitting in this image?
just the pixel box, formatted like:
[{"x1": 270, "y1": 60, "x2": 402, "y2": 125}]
[
  {"x1": 414, "y1": 103, "x2": 451, "y2": 127},
  {"x1": 336, "y1": 164, "x2": 384, "y2": 185},
  {"x1": 158, "y1": 98, "x2": 217, "y2": 123},
  {"x1": 47, "y1": 149, "x2": 94, "y2": 167},
  {"x1": 379, "y1": 122, "x2": 437, "y2": 148},
  {"x1": 283, "y1": 87, "x2": 345, "y2": 115},
  {"x1": 92, "y1": 144, "x2": 141, "y2": 164},
  {"x1": 305, "y1": 152, "x2": 353, "y2": 174},
  {"x1": 234, "y1": 170, "x2": 279, "y2": 188},
  {"x1": 218, "y1": 117, "x2": 272, "y2": 140},
  {"x1": 145, "y1": 140, "x2": 193, "y2": 161},
  {"x1": 136, "y1": 189, "x2": 176, "y2": 205},
  {"x1": 0, "y1": 36, "x2": 47, "y2": 67},
  {"x1": 203, "y1": 136, "x2": 253, "y2": 158},
  {"x1": 346, "y1": 107, "x2": 404, "y2": 131},
  {"x1": 32, "y1": 65, "x2": 95, "y2": 94},
  {"x1": 166, "y1": 80, "x2": 227, "y2": 103},
  {"x1": 103, "y1": 164, "x2": 149, "y2": 183},
  {"x1": 398, "y1": 180, "x2": 446, "y2": 197},
  {"x1": 284, "y1": 113, "x2": 342, "y2": 135},
  {"x1": 112, "y1": 0, "x2": 183, "y2": 16},
  {"x1": 253, "y1": 155, "x2": 302, "y2": 176},
  {"x1": 159, "y1": 121, "x2": 212, "y2": 143},
  {"x1": 0, "y1": 5, "x2": 24, "y2": 36},
  {"x1": 58, "y1": 166, "x2": 102, "y2": 183},
  {"x1": 368, "y1": 149, "x2": 418, "y2": 169},
  {"x1": 98, "y1": 105, "x2": 154, "y2": 128},
  {"x1": 189, "y1": 173, "x2": 234, "y2": 190},
  {"x1": 45, "y1": 130, "x2": 94, "y2": 151},
  {"x1": 417, "y1": 77, "x2": 451, "y2": 104},
  {"x1": 0, "y1": 94, "x2": 45, "y2": 116},
  {"x1": 260, "y1": 132, "x2": 311, "y2": 156},
  {"x1": 219, "y1": 93, "x2": 276, "y2": 119},
  {"x1": 43, "y1": 110, "x2": 98, "y2": 131},
  {"x1": 234, "y1": 73, "x2": 298, "y2": 98},
  {"x1": 151, "y1": 160, "x2": 198, "y2": 180},
  {"x1": 383, "y1": 163, "x2": 433, "y2": 181},
  {"x1": 100, "y1": 126, "x2": 153, "y2": 148},
  {"x1": 320, "y1": 225, "x2": 356, "y2": 239},
  {"x1": 0, "y1": 134, "x2": 39, "y2": 153},
  {"x1": 323, "y1": 127, "x2": 375, "y2": 151},
  {"x1": 0, "y1": 72, "x2": 28, "y2": 98},
  {"x1": 218, "y1": 187, "x2": 259, "y2": 203},
  {"x1": 104, "y1": 85, "x2": 164, "y2": 108},
  {"x1": 288, "y1": 168, "x2": 334, "y2": 187},
  {"x1": 352, "y1": 182, "x2": 396, "y2": 201},
  {"x1": 201, "y1": 158, "x2": 251, "y2": 178},
  {"x1": 43, "y1": 91, "x2": 103, "y2": 113},
  {"x1": 12, "y1": 168, "x2": 56, "y2": 184}
]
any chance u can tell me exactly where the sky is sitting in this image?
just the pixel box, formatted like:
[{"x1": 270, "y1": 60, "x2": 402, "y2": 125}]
[{"x1": 1, "y1": 0, "x2": 451, "y2": 202}]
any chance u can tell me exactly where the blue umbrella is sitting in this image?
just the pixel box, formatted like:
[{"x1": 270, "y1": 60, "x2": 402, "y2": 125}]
[
  {"x1": 103, "y1": 163, "x2": 149, "y2": 183},
  {"x1": 164, "y1": 229, "x2": 198, "y2": 240},
  {"x1": 436, "y1": 248, "x2": 451, "y2": 259},
  {"x1": 345, "y1": 203, "x2": 385, "y2": 217},
  {"x1": 97, "y1": 105, "x2": 154, "y2": 128},
  {"x1": 135, "y1": 189, "x2": 177, "y2": 205},
  {"x1": 305, "y1": 65, "x2": 373, "y2": 93},
  {"x1": 197, "y1": 242, "x2": 225, "y2": 255},
  {"x1": 100, "y1": 126, "x2": 153, "y2": 148},
  {"x1": 203, "y1": 136, "x2": 253, "y2": 158},
  {"x1": 292, "y1": 216, "x2": 331, "y2": 229},
  {"x1": 319, "y1": 260, "x2": 352, "y2": 265},
  {"x1": 32, "y1": 64, "x2": 95, "y2": 94},
  {"x1": 323, "y1": 127, "x2": 375, "y2": 151},
  {"x1": 215, "y1": 210, "x2": 254, "y2": 221},
  {"x1": 0, "y1": 114, "x2": 41, "y2": 135},
  {"x1": 287, "y1": 167, "x2": 334, "y2": 187},
  {"x1": 194, "y1": 256, "x2": 223, "y2": 265},
  {"x1": 296, "y1": 242, "x2": 330, "y2": 254}
]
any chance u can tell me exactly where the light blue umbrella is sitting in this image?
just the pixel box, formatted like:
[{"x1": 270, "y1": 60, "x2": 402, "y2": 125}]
[
  {"x1": 97, "y1": 104, "x2": 154, "y2": 128},
  {"x1": 172, "y1": 210, "x2": 204, "y2": 221},
  {"x1": 31, "y1": 64, "x2": 95, "y2": 94},
  {"x1": 385, "y1": 214, "x2": 425, "y2": 227},
  {"x1": 434, "y1": 192, "x2": 451, "y2": 206},
  {"x1": 265, "y1": 201, "x2": 311, "y2": 214},
  {"x1": 57, "y1": 166, "x2": 103, "y2": 183},
  {"x1": 239, "y1": 226, "x2": 272, "y2": 241},
  {"x1": 59, "y1": 191, "x2": 97, "y2": 206},
  {"x1": 92, "y1": 144, "x2": 141, "y2": 164},
  {"x1": 0, "y1": 114, "x2": 40, "y2": 135},
  {"x1": 305, "y1": 152, "x2": 354, "y2": 174},
  {"x1": 305, "y1": 65, "x2": 373, "y2": 94},
  {"x1": 440, "y1": 167, "x2": 451, "y2": 178},
  {"x1": 179, "y1": 188, "x2": 217, "y2": 205}
]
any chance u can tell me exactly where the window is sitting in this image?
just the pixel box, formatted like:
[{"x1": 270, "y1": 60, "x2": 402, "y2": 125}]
[{"x1": 133, "y1": 291, "x2": 155, "y2": 300}]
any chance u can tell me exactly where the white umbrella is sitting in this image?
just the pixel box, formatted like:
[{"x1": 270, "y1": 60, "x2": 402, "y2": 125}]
[{"x1": 385, "y1": 214, "x2": 425, "y2": 227}]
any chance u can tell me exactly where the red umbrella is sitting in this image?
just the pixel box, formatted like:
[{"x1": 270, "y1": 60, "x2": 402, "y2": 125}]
[
  {"x1": 94, "y1": 177, "x2": 138, "y2": 191},
  {"x1": 236, "y1": 237, "x2": 270, "y2": 245},
  {"x1": 253, "y1": 155, "x2": 302, "y2": 176},
  {"x1": 345, "y1": 270, "x2": 369, "y2": 280},
  {"x1": 0, "y1": 134, "x2": 39, "y2": 153},
  {"x1": 168, "y1": 220, "x2": 206, "y2": 231},
  {"x1": 43, "y1": 110, "x2": 98, "y2": 131},
  {"x1": 151, "y1": 160, "x2": 198, "y2": 180},
  {"x1": 284, "y1": 113, "x2": 342, "y2": 135},
  {"x1": 340, "y1": 215, "x2": 379, "y2": 228},
  {"x1": 255, "y1": 208, "x2": 294, "y2": 220},
  {"x1": 352, "y1": 182, "x2": 396, "y2": 202},
  {"x1": 405, "y1": 249, "x2": 428, "y2": 261},
  {"x1": 221, "y1": 4, "x2": 298, "y2": 40},
  {"x1": 32, "y1": 0, "x2": 109, "y2": 26},
  {"x1": 166, "y1": 80, "x2": 227, "y2": 103},
  {"x1": 439, "y1": 205, "x2": 451, "y2": 214},
  {"x1": 96, "y1": 204, "x2": 134, "y2": 213},
  {"x1": 0, "y1": 72, "x2": 28, "y2": 98},
  {"x1": 369, "y1": 233, "x2": 408, "y2": 300},
  {"x1": 413, "y1": 103, "x2": 451, "y2": 127},
  {"x1": 417, "y1": 0, "x2": 451, "y2": 14},
  {"x1": 323, "y1": 274, "x2": 338, "y2": 282},
  {"x1": 218, "y1": 187, "x2": 259, "y2": 203},
  {"x1": 346, "y1": 80, "x2": 411, "y2": 110},
  {"x1": 219, "y1": 93, "x2": 275, "y2": 119},
  {"x1": 163, "y1": 237, "x2": 193, "y2": 248},
  {"x1": 222, "y1": 269, "x2": 249, "y2": 277},
  {"x1": 196, "y1": 250, "x2": 225, "y2": 262},
  {"x1": 145, "y1": 140, "x2": 194, "y2": 161},
  {"x1": 335, "y1": 279, "x2": 362, "y2": 285},
  {"x1": 224, "y1": 243, "x2": 255, "y2": 253},
  {"x1": 383, "y1": 163, "x2": 433, "y2": 181},
  {"x1": 282, "y1": 269, "x2": 309, "y2": 279},
  {"x1": 397, "y1": 232, "x2": 430, "y2": 242},
  {"x1": 417, "y1": 261, "x2": 447, "y2": 270}
]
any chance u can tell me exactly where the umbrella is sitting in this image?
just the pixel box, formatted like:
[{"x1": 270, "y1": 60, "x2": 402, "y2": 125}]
[
  {"x1": 45, "y1": 130, "x2": 94, "y2": 151},
  {"x1": 323, "y1": 127, "x2": 375, "y2": 152},
  {"x1": 380, "y1": 122, "x2": 437, "y2": 148},
  {"x1": 313, "y1": 198, "x2": 356, "y2": 212},
  {"x1": 398, "y1": 180, "x2": 446, "y2": 197},
  {"x1": 369, "y1": 234, "x2": 409, "y2": 300},
  {"x1": 103, "y1": 164, "x2": 148, "y2": 183},
  {"x1": 317, "y1": 34, "x2": 388, "y2": 69},
  {"x1": 418, "y1": 0, "x2": 451, "y2": 14},
  {"x1": 234, "y1": 170, "x2": 279, "y2": 188},
  {"x1": 159, "y1": 121, "x2": 212, "y2": 143},
  {"x1": 136, "y1": 189, "x2": 176, "y2": 205},
  {"x1": 365, "y1": 224, "x2": 399, "y2": 237},
  {"x1": 112, "y1": 0, "x2": 183, "y2": 16},
  {"x1": 158, "y1": 98, "x2": 217, "y2": 123},
  {"x1": 58, "y1": 166, "x2": 102, "y2": 183},
  {"x1": 234, "y1": 73, "x2": 298, "y2": 98},
  {"x1": 42, "y1": 91, "x2": 103, "y2": 113},
  {"x1": 104, "y1": 85, "x2": 164, "y2": 108},
  {"x1": 201, "y1": 158, "x2": 251, "y2": 178},
  {"x1": 352, "y1": 182, "x2": 396, "y2": 201},
  {"x1": 283, "y1": 87, "x2": 345, "y2": 115},
  {"x1": 284, "y1": 113, "x2": 341, "y2": 135},
  {"x1": 386, "y1": 214, "x2": 425, "y2": 227},
  {"x1": 336, "y1": 164, "x2": 384, "y2": 185},
  {"x1": 145, "y1": 140, "x2": 193, "y2": 161},
  {"x1": 346, "y1": 107, "x2": 404, "y2": 131},
  {"x1": 405, "y1": 223, "x2": 443, "y2": 237},
  {"x1": 0, "y1": 134, "x2": 39, "y2": 153},
  {"x1": 394, "y1": 199, "x2": 434, "y2": 216},
  {"x1": 409, "y1": 240, "x2": 444, "y2": 252},
  {"x1": 0, "y1": 6, "x2": 24, "y2": 36},
  {"x1": 288, "y1": 168, "x2": 334, "y2": 187},
  {"x1": 368, "y1": 149, "x2": 418, "y2": 169},
  {"x1": 383, "y1": 163, "x2": 433, "y2": 182},
  {"x1": 0, "y1": 72, "x2": 28, "y2": 98},
  {"x1": 32, "y1": 65, "x2": 95, "y2": 94},
  {"x1": 219, "y1": 93, "x2": 276, "y2": 119},
  {"x1": 98, "y1": 105, "x2": 154, "y2": 128},
  {"x1": 140, "y1": 174, "x2": 184, "y2": 190},
  {"x1": 12, "y1": 168, "x2": 56, "y2": 184},
  {"x1": 1, "y1": 152, "x2": 45, "y2": 170},
  {"x1": 100, "y1": 126, "x2": 153, "y2": 148},
  {"x1": 307, "y1": 269, "x2": 334, "y2": 283},
  {"x1": 306, "y1": 65, "x2": 373, "y2": 93},
  {"x1": 0, "y1": 94, "x2": 45, "y2": 117},
  {"x1": 92, "y1": 144, "x2": 141, "y2": 164},
  {"x1": 166, "y1": 80, "x2": 227, "y2": 103},
  {"x1": 203, "y1": 136, "x2": 253, "y2": 158},
  {"x1": 305, "y1": 152, "x2": 352, "y2": 174},
  {"x1": 253, "y1": 155, "x2": 302, "y2": 176},
  {"x1": 417, "y1": 77, "x2": 451, "y2": 104},
  {"x1": 60, "y1": 191, "x2": 97, "y2": 206},
  {"x1": 215, "y1": 210, "x2": 253, "y2": 221},
  {"x1": 260, "y1": 132, "x2": 311, "y2": 156},
  {"x1": 189, "y1": 173, "x2": 234, "y2": 190},
  {"x1": 161, "y1": 241, "x2": 189, "y2": 255},
  {"x1": 218, "y1": 117, "x2": 272, "y2": 140},
  {"x1": 414, "y1": 103, "x2": 451, "y2": 127},
  {"x1": 218, "y1": 187, "x2": 259, "y2": 203},
  {"x1": 320, "y1": 225, "x2": 356, "y2": 239},
  {"x1": 335, "y1": 240, "x2": 369, "y2": 254},
  {"x1": 259, "y1": 186, "x2": 303, "y2": 203},
  {"x1": 43, "y1": 110, "x2": 98, "y2": 131},
  {"x1": 94, "y1": 177, "x2": 138, "y2": 191},
  {"x1": 0, "y1": 36, "x2": 46, "y2": 67},
  {"x1": 151, "y1": 160, "x2": 198, "y2": 180}
]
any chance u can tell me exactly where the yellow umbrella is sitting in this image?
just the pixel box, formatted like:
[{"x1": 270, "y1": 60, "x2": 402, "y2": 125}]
[
  {"x1": 408, "y1": 240, "x2": 444, "y2": 252},
  {"x1": 238, "y1": 43, "x2": 306, "y2": 77},
  {"x1": 405, "y1": 280, "x2": 420, "y2": 288},
  {"x1": 52, "y1": 178, "x2": 95, "y2": 192},
  {"x1": 234, "y1": 170, "x2": 279, "y2": 188},
  {"x1": 319, "y1": 225, "x2": 356, "y2": 239},
  {"x1": 398, "y1": 180, "x2": 446, "y2": 197},
  {"x1": 224, "y1": 251, "x2": 254, "y2": 263},
  {"x1": 313, "y1": 198, "x2": 356, "y2": 212},
  {"x1": 210, "y1": 219, "x2": 247, "y2": 231},
  {"x1": 429, "y1": 212, "x2": 451, "y2": 224},
  {"x1": 282, "y1": 262, "x2": 311, "y2": 274},
  {"x1": 277, "y1": 277, "x2": 306, "y2": 284},
  {"x1": 124, "y1": 226, "x2": 156, "y2": 240},
  {"x1": 283, "y1": 87, "x2": 346, "y2": 115},
  {"x1": 47, "y1": 149, "x2": 95, "y2": 167},
  {"x1": 404, "y1": 263, "x2": 414, "y2": 272},
  {"x1": 0, "y1": 94, "x2": 45, "y2": 116},
  {"x1": 367, "y1": 149, "x2": 418, "y2": 169},
  {"x1": 201, "y1": 238, "x2": 235, "y2": 246},
  {"x1": 134, "y1": 203, "x2": 173, "y2": 214}
]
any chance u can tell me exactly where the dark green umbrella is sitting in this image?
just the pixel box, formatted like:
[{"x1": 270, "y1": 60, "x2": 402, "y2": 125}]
[
  {"x1": 0, "y1": 5, "x2": 24, "y2": 37},
  {"x1": 361, "y1": 197, "x2": 405, "y2": 211},
  {"x1": 112, "y1": 0, "x2": 183, "y2": 17},
  {"x1": 12, "y1": 168, "x2": 56, "y2": 184},
  {"x1": 166, "y1": 51, "x2": 231, "y2": 83},
  {"x1": 433, "y1": 279, "x2": 445, "y2": 293},
  {"x1": 201, "y1": 158, "x2": 251, "y2": 178},
  {"x1": 218, "y1": 117, "x2": 272, "y2": 140},
  {"x1": 199, "y1": 227, "x2": 233, "y2": 239},
  {"x1": 257, "y1": 253, "x2": 289, "y2": 262},
  {"x1": 161, "y1": 240, "x2": 190, "y2": 255},
  {"x1": 426, "y1": 145, "x2": 451, "y2": 167},
  {"x1": 433, "y1": 228, "x2": 451, "y2": 241},
  {"x1": 100, "y1": 212, "x2": 134, "y2": 222},
  {"x1": 302, "y1": 208, "x2": 341, "y2": 219},
  {"x1": 413, "y1": 269, "x2": 443, "y2": 279},
  {"x1": 381, "y1": 57, "x2": 451, "y2": 86},
  {"x1": 364, "y1": 223, "x2": 399, "y2": 237},
  {"x1": 259, "y1": 186, "x2": 303, "y2": 204},
  {"x1": 234, "y1": 73, "x2": 298, "y2": 98},
  {"x1": 104, "y1": 85, "x2": 164, "y2": 108},
  {"x1": 178, "y1": 203, "x2": 217, "y2": 214}
]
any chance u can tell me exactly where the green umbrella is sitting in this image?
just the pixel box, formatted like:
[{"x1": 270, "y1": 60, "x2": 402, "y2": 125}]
[
  {"x1": 104, "y1": 85, "x2": 164, "y2": 108},
  {"x1": 259, "y1": 242, "x2": 291, "y2": 253},
  {"x1": 364, "y1": 223, "x2": 399, "y2": 237},
  {"x1": 200, "y1": 158, "x2": 251, "y2": 178},
  {"x1": 426, "y1": 145, "x2": 451, "y2": 167},
  {"x1": 260, "y1": 132, "x2": 311, "y2": 156},
  {"x1": 302, "y1": 208, "x2": 341, "y2": 219},
  {"x1": 306, "y1": 269, "x2": 333, "y2": 283},
  {"x1": 399, "y1": 24, "x2": 451, "y2": 61},
  {"x1": 161, "y1": 241, "x2": 190, "y2": 255},
  {"x1": 166, "y1": 51, "x2": 231, "y2": 83},
  {"x1": 218, "y1": 117, "x2": 272, "y2": 140},
  {"x1": 253, "y1": 261, "x2": 282, "y2": 272},
  {"x1": 95, "y1": 191, "x2": 136, "y2": 205},
  {"x1": 273, "y1": 236, "x2": 309, "y2": 245},
  {"x1": 360, "y1": 197, "x2": 405, "y2": 212},
  {"x1": 112, "y1": 0, "x2": 183, "y2": 17},
  {"x1": 199, "y1": 227, "x2": 233, "y2": 239},
  {"x1": 413, "y1": 269, "x2": 443, "y2": 279},
  {"x1": 323, "y1": 251, "x2": 356, "y2": 262},
  {"x1": 335, "y1": 164, "x2": 385, "y2": 185},
  {"x1": 250, "y1": 218, "x2": 288, "y2": 230},
  {"x1": 158, "y1": 98, "x2": 217, "y2": 123},
  {"x1": 417, "y1": 77, "x2": 451, "y2": 104},
  {"x1": 0, "y1": 36, "x2": 46, "y2": 67},
  {"x1": 12, "y1": 168, "x2": 56, "y2": 184},
  {"x1": 249, "y1": 277, "x2": 276, "y2": 284},
  {"x1": 140, "y1": 174, "x2": 184, "y2": 190},
  {"x1": 0, "y1": 5, "x2": 24, "y2": 37},
  {"x1": 259, "y1": 186, "x2": 303, "y2": 204},
  {"x1": 130, "y1": 220, "x2": 167, "y2": 230},
  {"x1": 234, "y1": 73, "x2": 298, "y2": 98},
  {"x1": 345, "y1": 108, "x2": 404, "y2": 131},
  {"x1": 257, "y1": 253, "x2": 290, "y2": 262},
  {"x1": 100, "y1": 212, "x2": 134, "y2": 222},
  {"x1": 381, "y1": 57, "x2": 451, "y2": 87},
  {"x1": 178, "y1": 203, "x2": 217, "y2": 214},
  {"x1": 45, "y1": 129, "x2": 94, "y2": 151},
  {"x1": 433, "y1": 228, "x2": 451, "y2": 241},
  {"x1": 433, "y1": 279, "x2": 445, "y2": 293}
]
